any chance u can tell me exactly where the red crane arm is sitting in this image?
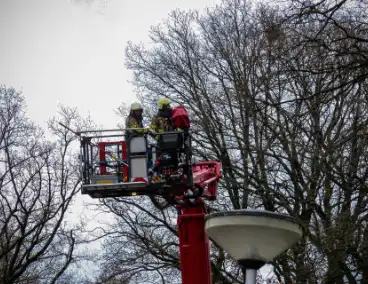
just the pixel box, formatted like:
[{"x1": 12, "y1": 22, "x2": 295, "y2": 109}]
[{"x1": 177, "y1": 161, "x2": 222, "y2": 284}]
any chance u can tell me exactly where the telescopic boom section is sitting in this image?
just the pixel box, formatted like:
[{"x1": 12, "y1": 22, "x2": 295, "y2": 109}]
[
  {"x1": 177, "y1": 199, "x2": 212, "y2": 284},
  {"x1": 176, "y1": 162, "x2": 222, "y2": 284}
]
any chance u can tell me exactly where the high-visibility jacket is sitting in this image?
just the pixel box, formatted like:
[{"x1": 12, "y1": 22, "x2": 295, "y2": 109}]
[
  {"x1": 125, "y1": 115, "x2": 144, "y2": 136},
  {"x1": 150, "y1": 115, "x2": 173, "y2": 133}
]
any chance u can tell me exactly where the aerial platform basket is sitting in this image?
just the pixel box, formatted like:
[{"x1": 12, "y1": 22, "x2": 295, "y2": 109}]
[{"x1": 76, "y1": 126, "x2": 193, "y2": 199}]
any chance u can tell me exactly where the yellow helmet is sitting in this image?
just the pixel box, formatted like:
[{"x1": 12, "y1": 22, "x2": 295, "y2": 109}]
[
  {"x1": 157, "y1": 97, "x2": 171, "y2": 109},
  {"x1": 130, "y1": 102, "x2": 143, "y2": 111}
]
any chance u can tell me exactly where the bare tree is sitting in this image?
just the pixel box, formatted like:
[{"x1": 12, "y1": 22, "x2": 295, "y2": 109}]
[
  {"x1": 84, "y1": 0, "x2": 368, "y2": 282},
  {"x1": 110, "y1": 0, "x2": 367, "y2": 283},
  {"x1": 94, "y1": 1, "x2": 288, "y2": 283},
  {"x1": 0, "y1": 86, "x2": 95, "y2": 283}
]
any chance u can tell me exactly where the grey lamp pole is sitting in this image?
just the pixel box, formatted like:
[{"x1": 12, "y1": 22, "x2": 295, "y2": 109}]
[{"x1": 245, "y1": 269, "x2": 257, "y2": 284}]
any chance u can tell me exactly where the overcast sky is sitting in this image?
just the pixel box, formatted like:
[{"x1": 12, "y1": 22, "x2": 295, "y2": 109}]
[{"x1": 0, "y1": 0, "x2": 219, "y2": 130}]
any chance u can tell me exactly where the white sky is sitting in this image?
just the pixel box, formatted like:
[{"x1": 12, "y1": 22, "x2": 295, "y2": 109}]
[
  {"x1": 0, "y1": 0, "x2": 219, "y2": 130},
  {"x1": 0, "y1": 0, "x2": 273, "y2": 281}
]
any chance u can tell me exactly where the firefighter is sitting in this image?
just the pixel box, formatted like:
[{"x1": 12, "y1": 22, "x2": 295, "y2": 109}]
[
  {"x1": 149, "y1": 98, "x2": 176, "y2": 180},
  {"x1": 125, "y1": 102, "x2": 145, "y2": 138},
  {"x1": 150, "y1": 97, "x2": 173, "y2": 133},
  {"x1": 125, "y1": 102, "x2": 154, "y2": 173}
]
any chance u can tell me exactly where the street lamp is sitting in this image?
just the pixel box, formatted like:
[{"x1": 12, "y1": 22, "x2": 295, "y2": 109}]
[{"x1": 205, "y1": 209, "x2": 303, "y2": 284}]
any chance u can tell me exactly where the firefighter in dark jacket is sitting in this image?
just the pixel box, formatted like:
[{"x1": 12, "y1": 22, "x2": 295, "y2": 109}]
[
  {"x1": 150, "y1": 98, "x2": 173, "y2": 133},
  {"x1": 148, "y1": 98, "x2": 176, "y2": 180}
]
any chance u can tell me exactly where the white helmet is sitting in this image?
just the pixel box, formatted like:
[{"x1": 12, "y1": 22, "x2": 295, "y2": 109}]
[{"x1": 130, "y1": 102, "x2": 143, "y2": 111}]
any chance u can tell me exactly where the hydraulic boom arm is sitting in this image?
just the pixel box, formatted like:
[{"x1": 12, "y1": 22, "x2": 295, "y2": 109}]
[
  {"x1": 60, "y1": 113, "x2": 223, "y2": 284},
  {"x1": 176, "y1": 162, "x2": 222, "y2": 284}
]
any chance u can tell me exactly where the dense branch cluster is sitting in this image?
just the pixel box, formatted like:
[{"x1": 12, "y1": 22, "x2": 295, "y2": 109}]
[{"x1": 0, "y1": 86, "x2": 95, "y2": 283}]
